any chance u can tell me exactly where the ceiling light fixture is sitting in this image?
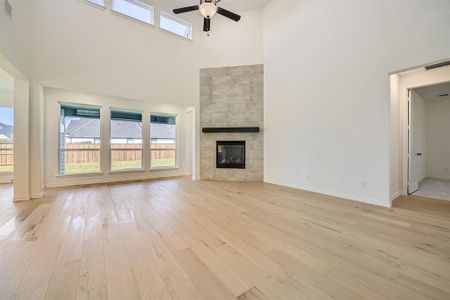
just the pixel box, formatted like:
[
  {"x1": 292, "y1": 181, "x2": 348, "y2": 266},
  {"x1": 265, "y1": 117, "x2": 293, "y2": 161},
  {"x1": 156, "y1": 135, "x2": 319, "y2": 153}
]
[
  {"x1": 173, "y1": 0, "x2": 241, "y2": 32},
  {"x1": 199, "y1": 3, "x2": 217, "y2": 18}
]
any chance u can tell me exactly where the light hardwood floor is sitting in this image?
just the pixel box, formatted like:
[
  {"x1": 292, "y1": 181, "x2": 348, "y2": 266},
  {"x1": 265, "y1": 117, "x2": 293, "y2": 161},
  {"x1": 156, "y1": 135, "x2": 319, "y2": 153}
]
[{"x1": 0, "y1": 178, "x2": 449, "y2": 300}]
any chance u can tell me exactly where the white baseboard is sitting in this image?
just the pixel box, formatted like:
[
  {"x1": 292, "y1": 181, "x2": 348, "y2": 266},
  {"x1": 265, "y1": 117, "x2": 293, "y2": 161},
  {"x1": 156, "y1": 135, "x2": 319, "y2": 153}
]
[
  {"x1": 31, "y1": 192, "x2": 44, "y2": 199},
  {"x1": 264, "y1": 179, "x2": 391, "y2": 208},
  {"x1": 13, "y1": 195, "x2": 31, "y2": 202},
  {"x1": 390, "y1": 191, "x2": 401, "y2": 202}
]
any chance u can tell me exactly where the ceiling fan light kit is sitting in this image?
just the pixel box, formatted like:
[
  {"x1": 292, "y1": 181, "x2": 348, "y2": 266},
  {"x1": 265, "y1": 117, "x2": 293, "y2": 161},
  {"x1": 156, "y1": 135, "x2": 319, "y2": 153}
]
[
  {"x1": 173, "y1": 0, "x2": 241, "y2": 32},
  {"x1": 199, "y1": 3, "x2": 217, "y2": 18}
]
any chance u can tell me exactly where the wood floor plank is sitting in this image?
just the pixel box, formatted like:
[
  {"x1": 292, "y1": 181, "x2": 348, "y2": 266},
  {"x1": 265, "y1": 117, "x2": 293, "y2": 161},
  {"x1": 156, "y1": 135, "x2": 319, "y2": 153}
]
[
  {"x1": 174, "y1": 248, "x2": 235, "y2": 300},
  {"x1": 0, "y1": 178, "x2": 449, "y2": 300}
]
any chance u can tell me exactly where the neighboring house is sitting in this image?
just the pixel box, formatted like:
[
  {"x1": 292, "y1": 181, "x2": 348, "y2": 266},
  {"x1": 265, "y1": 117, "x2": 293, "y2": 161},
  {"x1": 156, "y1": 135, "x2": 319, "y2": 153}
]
[
  {"x1": 64, "y1": 118, "x2": 175, "y2": 144},
  {"x1": 0, "y1": 122, "x2": 13, "y2": 143}
]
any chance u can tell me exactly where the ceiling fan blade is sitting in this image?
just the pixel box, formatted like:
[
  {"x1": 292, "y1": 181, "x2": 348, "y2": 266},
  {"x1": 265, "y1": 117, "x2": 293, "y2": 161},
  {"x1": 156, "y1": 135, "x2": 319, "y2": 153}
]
[
  {"x1": 173, "y1": 5, "x2": 199, "y2": 14},
  {"x1": 217, "y1": 7, "x2": 241, "y2": 22},
  {"x1": 203, "y1": 18, "x2": 211, "y2": 32}
]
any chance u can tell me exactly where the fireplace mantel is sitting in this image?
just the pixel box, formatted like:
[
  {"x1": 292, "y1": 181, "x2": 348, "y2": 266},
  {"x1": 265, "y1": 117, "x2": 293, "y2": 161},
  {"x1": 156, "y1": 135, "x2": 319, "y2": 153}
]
[{"x1": 202, "y1": 127, "x2": 260, "y2": 133}]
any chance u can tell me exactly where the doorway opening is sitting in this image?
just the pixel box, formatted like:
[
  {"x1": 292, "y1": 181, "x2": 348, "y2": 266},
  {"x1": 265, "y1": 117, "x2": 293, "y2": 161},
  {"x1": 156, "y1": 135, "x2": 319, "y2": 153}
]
[
  {"x1": 0, "y1": 66, "x2": 14, "y2": 200},
  {"x1": 408, "y1": 82, "x2": 450, "y2": 200},
  {"x1": 390, "y1": 59, "x2": 450, "y2": 204}
]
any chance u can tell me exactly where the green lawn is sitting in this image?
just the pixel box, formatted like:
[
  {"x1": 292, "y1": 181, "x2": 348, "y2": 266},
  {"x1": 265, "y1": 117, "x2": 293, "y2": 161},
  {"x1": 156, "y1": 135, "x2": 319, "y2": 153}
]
[
  {"x1": 65, "y1": 162, "x2": 100, "y2": 174},
  {"x1": 151, "y1": 159, "x2": 176, "y2": 169},
  {"x1": 63, "y1": 159, "x2": 175, "y2": 175},
  {"x1": 0, "y1": 165, "x2": 13, "y2": 173},
  {"x1": 111, "y1": 160, "x2": 142, "y2": 171}
]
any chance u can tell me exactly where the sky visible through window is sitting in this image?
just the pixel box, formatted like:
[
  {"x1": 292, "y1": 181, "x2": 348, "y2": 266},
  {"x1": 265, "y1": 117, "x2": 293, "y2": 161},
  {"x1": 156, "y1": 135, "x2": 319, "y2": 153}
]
[
  {"x1": 0, "y1": 107, "x2": 14, "y2": 126},
  {"x1": 113, "y1": 0, "x2": 153, "y2": 24},
  {"x1": 87, "y1": 0, "x2": 105, "y2": 7},
  {"x1": 161, "y1": 13, "x2": 192, "y2": 39}
]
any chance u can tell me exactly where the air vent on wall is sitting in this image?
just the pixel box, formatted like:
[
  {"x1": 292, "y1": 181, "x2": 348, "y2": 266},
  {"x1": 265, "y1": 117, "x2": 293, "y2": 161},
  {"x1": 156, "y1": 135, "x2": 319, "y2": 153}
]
[
  {"x1": 3, "y1": 0, "x2": 12, "y2": 20},
  {"x1": 439, "y1": 93, "x2": 449, "y2": 97}
]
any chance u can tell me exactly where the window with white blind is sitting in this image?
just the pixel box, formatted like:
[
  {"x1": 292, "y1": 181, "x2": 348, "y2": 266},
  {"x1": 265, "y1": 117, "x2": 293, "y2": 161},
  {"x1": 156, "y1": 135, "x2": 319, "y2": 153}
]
[
  {"x1": 112, "y1": 0, "x2": 154, "y2": 25},
  {"x1": 110, "y1": 110, "x2": 143, "y2": 171},
  {"x1": 59, "y1": 104, "x2": 101, "y2": 175},
  {"x1": 150, "y1": 114, "x2": 177, "y2": 169}
]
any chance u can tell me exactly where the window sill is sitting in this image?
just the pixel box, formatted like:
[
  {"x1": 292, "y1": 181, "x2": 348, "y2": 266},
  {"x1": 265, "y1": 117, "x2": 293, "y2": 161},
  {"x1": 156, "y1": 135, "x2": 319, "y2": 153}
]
[
  {"x1": 149, "y1": 166, "x2": 179, "y2": 171},
  {"x1": 81, "y1": 0, "x2": 106, "y2": 10},
  {"x1": 56, "y1": 172, "x2": 104, "y2": 178},
  {"x1": 0, "y1": 172, "x2": 13, "y2": 176},
  {"x1": 109, "y1": 169, "x2": 145, "y2": 175},
  {"x1": 111, "y1": 10, "x2": 155, "y2": 28}
]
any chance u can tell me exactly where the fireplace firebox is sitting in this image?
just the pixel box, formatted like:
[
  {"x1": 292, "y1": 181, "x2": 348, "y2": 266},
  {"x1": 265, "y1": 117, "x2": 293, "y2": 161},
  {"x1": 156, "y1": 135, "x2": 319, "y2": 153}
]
[{"x1": 216, "y1": 141, "x2": 245, "y2": 169}]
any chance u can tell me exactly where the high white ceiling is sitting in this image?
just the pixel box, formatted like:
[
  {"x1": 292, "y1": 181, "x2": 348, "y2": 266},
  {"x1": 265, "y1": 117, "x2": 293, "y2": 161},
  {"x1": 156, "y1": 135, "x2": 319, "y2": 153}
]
[
  {"x1": 415, "y1": 82, "x2": 450, "y2": 102},
  {"x1": 170, "y1": 0, "x2": 271, "y2": 12}
]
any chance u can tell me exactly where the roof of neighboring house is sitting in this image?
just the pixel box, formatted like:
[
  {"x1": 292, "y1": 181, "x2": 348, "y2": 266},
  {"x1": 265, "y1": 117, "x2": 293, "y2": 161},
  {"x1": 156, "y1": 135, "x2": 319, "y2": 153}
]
[
  {"x1": 0, "y1": 122, "x2": 13, "y2": 141},
  {"x1": 65, "y1": 118, "x2": 175, "y2": 139}
]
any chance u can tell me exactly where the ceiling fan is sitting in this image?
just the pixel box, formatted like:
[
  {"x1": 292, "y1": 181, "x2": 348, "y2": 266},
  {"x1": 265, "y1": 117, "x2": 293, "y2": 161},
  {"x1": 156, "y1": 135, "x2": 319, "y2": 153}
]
[{"x1": 173, "y1": 0, "x2": 241, "y2": 32}]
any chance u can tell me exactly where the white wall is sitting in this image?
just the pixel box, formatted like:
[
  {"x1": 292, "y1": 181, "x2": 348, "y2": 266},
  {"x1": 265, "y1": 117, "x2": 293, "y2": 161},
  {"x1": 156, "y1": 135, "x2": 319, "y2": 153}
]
[
  {"x1": 425, "y1": 95, "x2": 450, "y2": 180},
  {"x1": 44, "y1": 87, "x2": 192, "y2": 187},
  {"x1": 29, "y1": 0, "x2": 263, "y2": 193},
  {"x1": 410, "y1": 91, "x2": 426, "y2": 188},
  {"x1": 0, "y1": 0, "x2": 31, "y2": 77},
  {"x1": 263, "y1": 0, "x2": 450, "y2": 207},
  {"x1": 0, "y1": 0, "x2": 31, "y2": 199}
]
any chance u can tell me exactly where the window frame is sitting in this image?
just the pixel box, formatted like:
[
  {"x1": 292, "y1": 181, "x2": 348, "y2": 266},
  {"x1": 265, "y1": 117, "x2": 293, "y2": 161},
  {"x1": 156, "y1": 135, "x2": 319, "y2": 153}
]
[
  {"x1": 0, "y1": 106, "x2": 13, "y2": 175},
  {"x1": 58, "y1": 102, "x2": 103, "y2": 176},
  {"x1": 150, "y1": 113, "x2": 178, "y2": 170},
  {"x1": 109, "y1": 108, "x2": 145, "y2": 173},
  {"x1": 159, "y1": 11, "x2": 193, "y2": 40},
  {"x1": 111, "y1": 0, "x2": 155, "y2": 26},
  {"x1": 82, "y1": 0, "x2": 106, "y2": 9}
]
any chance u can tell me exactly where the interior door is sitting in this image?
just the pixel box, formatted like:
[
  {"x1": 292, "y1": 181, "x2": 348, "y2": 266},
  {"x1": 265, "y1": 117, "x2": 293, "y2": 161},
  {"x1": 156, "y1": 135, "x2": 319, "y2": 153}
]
[{"x1": 408, "y1": 90, "x2": 426, "y2": 194}]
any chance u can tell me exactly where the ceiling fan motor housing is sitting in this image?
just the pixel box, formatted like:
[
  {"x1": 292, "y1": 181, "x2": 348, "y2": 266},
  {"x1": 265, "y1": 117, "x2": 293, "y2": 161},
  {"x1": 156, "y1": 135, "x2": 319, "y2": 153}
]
[{"x1": 199, "y1": 1, "x2": 218, "y2": 19}]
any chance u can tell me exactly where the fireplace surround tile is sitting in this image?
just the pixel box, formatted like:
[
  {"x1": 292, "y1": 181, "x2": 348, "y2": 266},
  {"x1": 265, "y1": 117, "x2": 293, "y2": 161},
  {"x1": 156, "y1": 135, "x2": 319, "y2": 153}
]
[{"x1": 200, "y1": 64, "x2": 263, "y2": 181}]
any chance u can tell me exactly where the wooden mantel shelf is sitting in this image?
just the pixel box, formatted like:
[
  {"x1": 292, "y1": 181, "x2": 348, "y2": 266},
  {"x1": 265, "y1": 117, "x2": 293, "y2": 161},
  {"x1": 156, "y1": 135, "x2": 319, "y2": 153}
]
[{"x1": 202, "y1": 127, "x2": 260, "y2": 133}]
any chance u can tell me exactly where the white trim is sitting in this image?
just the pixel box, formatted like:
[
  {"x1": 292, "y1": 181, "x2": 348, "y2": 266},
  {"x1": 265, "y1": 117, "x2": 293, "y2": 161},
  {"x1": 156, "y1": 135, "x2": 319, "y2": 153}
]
[
  {"x1": 397, "y1": 66, "x2": 450, "y2": 196},
  {"x1": 80, "y1": 0, "x2": 106, "y2": 9},
  {"x1": 149, "y1": 166, "x2": 179, "y2": 171},
  {"x1": 109, "y1": 169, "x2": 145, "y2": 174},
  {"x1": 264, "y1": 179, "x2": 392, "y2": 208},
  {"x1": 31, "y1": 192, "x2": 44, "y2": 199},
  {"x1": 56, "y1": 172, "x2": 104, "y2": 178},
  {"x1": 14, "y1": 194, "x2": 30, "y2": 202},
  {"x1": 390, "y1": 191, "x2": 401, "y2": 202},
  {"x1": 46, "y1": 172, "x2": 186, "y2": 188}
]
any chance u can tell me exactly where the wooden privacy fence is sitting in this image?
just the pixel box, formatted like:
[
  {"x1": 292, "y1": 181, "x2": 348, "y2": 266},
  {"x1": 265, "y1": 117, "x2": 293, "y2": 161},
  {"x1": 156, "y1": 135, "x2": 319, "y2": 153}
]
[
  {"x1": 63, "y1": 143, "x2": 175, "y2": 163},
  {"x1": 0, "y1": 143, "x2": 14, "y2": 166}
]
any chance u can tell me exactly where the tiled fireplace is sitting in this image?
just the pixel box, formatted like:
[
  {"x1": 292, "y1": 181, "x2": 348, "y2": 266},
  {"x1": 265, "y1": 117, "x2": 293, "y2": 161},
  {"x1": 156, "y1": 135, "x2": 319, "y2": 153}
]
[{"x1": 200, "y1": 65, "x2": 263, "y2": 181}]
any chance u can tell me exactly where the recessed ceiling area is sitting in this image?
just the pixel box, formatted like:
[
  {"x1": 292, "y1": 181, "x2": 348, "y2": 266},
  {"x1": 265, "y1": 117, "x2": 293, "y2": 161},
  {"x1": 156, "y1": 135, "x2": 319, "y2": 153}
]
[
  {"x1": 169, "y1": 0, "x2": 271, "y2": 12},
  {"x1": 415, "y1": 81, "x2": 450, "y2": 101}
]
